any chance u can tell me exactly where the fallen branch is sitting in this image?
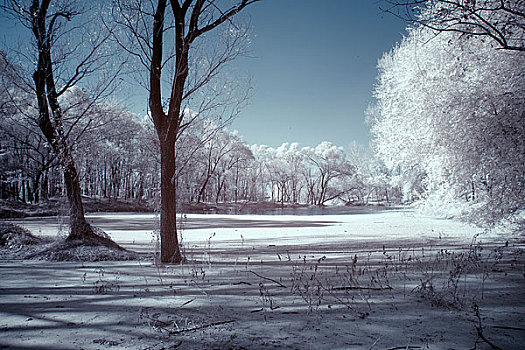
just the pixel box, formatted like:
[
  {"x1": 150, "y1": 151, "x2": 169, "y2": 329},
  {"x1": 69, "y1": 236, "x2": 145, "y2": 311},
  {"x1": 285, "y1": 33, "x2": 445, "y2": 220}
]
[
  {"x1": 233, "y1": 281, "x2": 252, "y2": 286},
  {"x1": 180, "y1": 299, "x2": 194, "y2": 307},
  {"x1": 473, "y1": 304, "x2": 503, "y2": 350},
  {"x1": 152, "y1": 319, "x2": 171, "y2": 327},
  {"x1": 250, "y1": 306, "x2": 280, "y2": 313},
  {"x1": 475, "y1": 326, "x2": 503, "y2": 350},
  {"x1": 169, "y1": 319, "x2": 235, "y2": 334},
  {"x1": 368, "y1": 336, "x2": 382, "y2": 350},
  {"x1": 319, "y1": 282, "x2": 367, "y2": 318},
  {"x1": 333, "y1": 286, "x2": 392, "y2": 291},
  {"x1": 249, "y1": 270, "x2": 286, "y2": 288},
  {"x1": 493, "y1": 325, "x2": 525, "y2": 331}
]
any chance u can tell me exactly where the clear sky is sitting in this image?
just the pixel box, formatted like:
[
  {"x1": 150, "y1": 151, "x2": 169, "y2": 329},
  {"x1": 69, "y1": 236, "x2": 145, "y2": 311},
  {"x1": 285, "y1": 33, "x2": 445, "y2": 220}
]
[{"x1": 230, "y1": 0, "x2": 408, "y2": 148}]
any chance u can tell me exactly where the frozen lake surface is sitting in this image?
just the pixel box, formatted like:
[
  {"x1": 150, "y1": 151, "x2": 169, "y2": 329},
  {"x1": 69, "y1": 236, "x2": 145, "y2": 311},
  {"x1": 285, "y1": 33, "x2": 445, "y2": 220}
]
[{"x1": 9, "y1": 209, "x2": 493, "y2": 248}]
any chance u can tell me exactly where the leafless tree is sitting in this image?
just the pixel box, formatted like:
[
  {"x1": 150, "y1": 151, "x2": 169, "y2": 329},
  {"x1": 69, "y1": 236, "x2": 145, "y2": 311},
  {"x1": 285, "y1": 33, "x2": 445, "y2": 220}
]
[
  {"x1": 113, "y1": 0, "x2": 260, "y2": 263},
  {"x1": 2, "y1": 0, "x2": 124, "y2": 243},
  {"x1": 382, "y1": 0, "x2": 525, "y2": 51}
]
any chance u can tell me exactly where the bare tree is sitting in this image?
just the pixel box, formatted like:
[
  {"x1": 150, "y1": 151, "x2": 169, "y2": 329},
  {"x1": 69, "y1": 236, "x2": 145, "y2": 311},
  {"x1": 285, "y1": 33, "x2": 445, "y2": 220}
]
[
  {"x1": 114, "y1": 0, "x2": 260, "y2": 263},
  {"x1": 383, "y1": 0, "x2": 525, "y2": 51},
  {"x1": 2, "y1": 0, "x2": 123, "y2": 243}
]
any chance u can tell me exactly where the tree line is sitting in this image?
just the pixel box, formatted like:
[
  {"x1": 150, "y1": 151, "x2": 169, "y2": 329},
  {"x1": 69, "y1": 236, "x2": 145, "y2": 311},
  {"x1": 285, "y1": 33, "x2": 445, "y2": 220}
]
[{"x1": 0, "y1": 80, "x2": 398, "y2": 208}]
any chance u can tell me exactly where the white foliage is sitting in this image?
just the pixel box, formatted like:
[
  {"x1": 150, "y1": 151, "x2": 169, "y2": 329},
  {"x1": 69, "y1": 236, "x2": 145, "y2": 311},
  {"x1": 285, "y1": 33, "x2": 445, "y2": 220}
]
[{"x1": 371, "y1": 22, "x2": 525, "y2": 226}]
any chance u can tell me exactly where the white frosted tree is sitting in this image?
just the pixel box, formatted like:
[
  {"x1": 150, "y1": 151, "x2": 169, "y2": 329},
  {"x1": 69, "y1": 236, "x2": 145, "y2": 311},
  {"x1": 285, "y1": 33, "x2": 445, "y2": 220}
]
[
  {"x1": 346, "y1": 142, "x2": 399, "y2": 204},
  {"x1": 371, "y1": 22, "x2": 525, "y2": 226},
  {"x1": 265, "y1": 143, "x2": 305, "y2": 204},
  {"x1": 302, "y1": 142, "x2": 355, "y2": 206}
]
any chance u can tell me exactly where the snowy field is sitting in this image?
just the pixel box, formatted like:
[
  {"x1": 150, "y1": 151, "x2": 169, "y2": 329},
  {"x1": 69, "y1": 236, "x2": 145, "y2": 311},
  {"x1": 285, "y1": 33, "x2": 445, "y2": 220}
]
[{"x1": 1, "y1": 210, "x2": 524, "y2": 349}]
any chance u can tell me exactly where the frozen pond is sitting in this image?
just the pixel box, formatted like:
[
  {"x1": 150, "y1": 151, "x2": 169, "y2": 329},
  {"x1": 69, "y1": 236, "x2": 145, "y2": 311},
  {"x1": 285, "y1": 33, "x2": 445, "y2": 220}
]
[
  {"x1": 7, "y1": 209, "x2": 488, "y2": 247},
  {"x1": 9, "y1": 212, "x2": 339, "y2": 236}
]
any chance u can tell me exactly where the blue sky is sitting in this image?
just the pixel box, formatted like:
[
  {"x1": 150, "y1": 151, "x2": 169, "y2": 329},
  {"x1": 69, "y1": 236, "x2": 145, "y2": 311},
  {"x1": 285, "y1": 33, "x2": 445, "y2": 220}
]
[{"x1": 231, "y1": 0, "x2": 407, "y2": 148}]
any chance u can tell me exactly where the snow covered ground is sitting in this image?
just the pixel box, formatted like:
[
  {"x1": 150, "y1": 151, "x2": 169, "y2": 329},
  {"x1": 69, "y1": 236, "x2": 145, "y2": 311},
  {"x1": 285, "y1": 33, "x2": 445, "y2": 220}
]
[{"x1": 1, "y1": 210, "x2": 524, "y2": 349}]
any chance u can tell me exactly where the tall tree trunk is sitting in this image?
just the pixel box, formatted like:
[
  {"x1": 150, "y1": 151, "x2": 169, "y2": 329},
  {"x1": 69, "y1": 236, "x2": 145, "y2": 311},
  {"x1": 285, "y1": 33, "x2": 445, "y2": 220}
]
[
  {"x1": 159, "y1": 137, "x2": 182, "y2": 263},
  {"x1": 21, "y1": 178, "x2": 26, "y2": 203},
  {"x1": 197, "y1": 174, "x2": 211, "y2": 203},
  {"x1": 33, "y1": 170, "x2": 42, "y2": 203},
  {"x1": 41, "y1": 170, "x2": 48, "y2": 200}
]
